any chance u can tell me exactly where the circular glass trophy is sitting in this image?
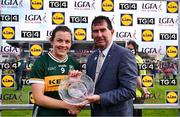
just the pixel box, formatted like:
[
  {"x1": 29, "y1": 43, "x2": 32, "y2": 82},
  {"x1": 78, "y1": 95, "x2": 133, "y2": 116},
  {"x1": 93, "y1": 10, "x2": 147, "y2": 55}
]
[{"x1": 58, "y1": 74, "x2": 95, "y2": 105}]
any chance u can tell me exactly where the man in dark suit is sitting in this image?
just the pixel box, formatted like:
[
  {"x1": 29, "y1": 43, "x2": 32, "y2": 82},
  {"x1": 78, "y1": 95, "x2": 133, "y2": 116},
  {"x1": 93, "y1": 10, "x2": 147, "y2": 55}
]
[{"x1": 86, "y1": 16, "x2": 138, "y2": 116}]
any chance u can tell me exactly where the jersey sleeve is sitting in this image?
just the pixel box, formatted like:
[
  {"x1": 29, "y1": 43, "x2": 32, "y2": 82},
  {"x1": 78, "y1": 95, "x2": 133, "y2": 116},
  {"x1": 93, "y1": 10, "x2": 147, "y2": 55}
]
[{"x1": 29, "y1": 58, "x2": 45, "y2": 84}]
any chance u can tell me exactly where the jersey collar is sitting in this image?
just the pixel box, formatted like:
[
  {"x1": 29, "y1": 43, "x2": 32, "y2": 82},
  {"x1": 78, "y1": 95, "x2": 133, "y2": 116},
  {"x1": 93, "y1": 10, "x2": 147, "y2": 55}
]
[{"x1": 48, "y1": 51, "x2": 68, "y2": 63}]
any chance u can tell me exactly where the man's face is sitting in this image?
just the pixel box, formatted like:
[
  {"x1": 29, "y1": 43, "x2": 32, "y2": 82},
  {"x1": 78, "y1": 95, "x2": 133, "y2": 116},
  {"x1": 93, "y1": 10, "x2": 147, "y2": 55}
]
[
  {"x1": 92, "y1": 21, "x2": 114, "y2": 50},
  {"x1": 51, "y1": 31, "x2": 71, "y2": 59},
  {"x1": 127, "y1": 44, "x2": 136, "y2": 55}
]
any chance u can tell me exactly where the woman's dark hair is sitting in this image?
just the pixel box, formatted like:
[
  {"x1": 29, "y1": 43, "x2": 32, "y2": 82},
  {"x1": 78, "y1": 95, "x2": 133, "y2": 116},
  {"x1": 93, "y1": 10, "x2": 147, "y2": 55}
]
[
  {"x1": 127, "y1": 40, "x2": 139, "y2": 54},
  {"x1": 50, "y1": 26, "x2": 72, "y2": 42},
  {"x1": 91, "y1": 15, "x2": 113, "y2": 31}
]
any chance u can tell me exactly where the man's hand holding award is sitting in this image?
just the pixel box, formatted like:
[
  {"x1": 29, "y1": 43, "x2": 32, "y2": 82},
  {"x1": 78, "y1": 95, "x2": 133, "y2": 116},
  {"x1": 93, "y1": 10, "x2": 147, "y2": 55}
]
[{"x1": 58, "y1": 70, "x2": 95, "y2": 106}]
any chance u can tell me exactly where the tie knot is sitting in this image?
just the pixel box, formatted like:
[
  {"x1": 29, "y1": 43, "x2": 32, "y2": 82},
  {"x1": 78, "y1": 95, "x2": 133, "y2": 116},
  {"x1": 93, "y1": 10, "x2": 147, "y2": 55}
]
[{"x1": 99, "y1": 51, "x2": 105, "y2": 57}]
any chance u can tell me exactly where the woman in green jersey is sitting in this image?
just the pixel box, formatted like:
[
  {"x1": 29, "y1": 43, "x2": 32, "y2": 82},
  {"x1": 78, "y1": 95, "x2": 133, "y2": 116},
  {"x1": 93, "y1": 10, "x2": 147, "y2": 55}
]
[{"x1": 30, "y1": 26, "x2": 82, "y2": 116}]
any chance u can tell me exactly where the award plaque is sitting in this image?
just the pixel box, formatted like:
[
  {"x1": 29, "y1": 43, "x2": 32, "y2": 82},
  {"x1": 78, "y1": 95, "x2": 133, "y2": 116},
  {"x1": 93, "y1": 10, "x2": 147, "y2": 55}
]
[{"x1": 58, "y1": 74, "x2": 95, "y2": 105}]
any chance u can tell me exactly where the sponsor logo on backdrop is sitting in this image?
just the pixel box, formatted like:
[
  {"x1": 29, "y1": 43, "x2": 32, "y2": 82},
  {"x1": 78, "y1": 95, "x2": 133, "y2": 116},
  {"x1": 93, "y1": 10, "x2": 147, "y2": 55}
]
[
  {"x1": 166, "y1": 91, "x2": 178, "y2": 104},
  {"x1": 74, "y1": 28, "x2": 86, "y2": 41},
  {"x1": 160, "y1": 33, "x2": 177, "y2": 40},
  {"x1": 167, "y1": 1, "x2": 178, "y2": 13},
  {"x1": 70, "y1": 16, "x2": 88, "y2": 23},
  {"x1": 0, "y1": 93, "x2": 23, "y2": 103},
  {"x1": 74, "y1": 0, "x2": 95, "y2": 10},
  {"x1": 46, "y1": 30, "x2": 53, "y2": 39},
  {"x1": 30, "y1": 0, "x2": 43, "y2": 10},
  {"x1": 144, "y1": 92, "x2": 161, "y2": 103},
  {"x1": 160, "y1": 79, "x2": 177, "y2": 86},
  {"x1": 25, "y1": 13, "x2": 46, "y2": 23},
  {"x1": 141, "y1": 48, "x2": 157, "y2": 54},
  {"x1": 138, "y1": 63, "x2": 154, "y2": 70},
  {"x1": 137, "y1": 18, "x2": 155, "y2": 25},
  {"x1": 141, "y1": 75, "x2": 154, "y2": 88},
  {"x1": 166, "y1": 46, "x2": 178, "y2": 58},
  {"x1": 1, "y1": 74, "x2": 15, "y2": 88},
  {"x1": 102, "y1": 0, "x2": 114, "y2": 12},
  {"x1": 0, "y1": 14, "x2": 19, "y2": 22},
  {"x1": 159, "y1": 17, "x2": 178, "y2": 26},
  {"x1": 116, "y1": 30, "x2": 136, "y2": 40},
  {"x1": 2, "y1": 26, "x2": 15, "y2": 40},
  {"x1": 141, "y1": 2, "x2": 162, "y2": 12},
  {"x1": 111, "y1": 14, "x2": 115, "y2": 24},
  {"x1": 49, "y1": 1, "x2": 68, "y2": 8},
  {"x1": 52, "y1": 12, "x2": 65, "y2": 25},
  {"x1": 176, "y1": 16, "x2": 179, "y2": 24},
  {"x1": 22, "y1": 79, "x2": 30, "y2": 85},
  {"x1": 142, "y1": 29, "x2": 154, "y2": 42},
  {"x1": 29, "y1": 43, "x2": 43, "y2": 57},
  {"x1": 21, "y1": 31, "x2": 40, "y2": 38},
  {"x1": 0, "y1": 46, "x2": 19, "y2": 55},
  {"x1": 0, "y1": 62, "x2": 18, "y2": 69},
  {"x1": 29, "y1": 92, "x2": 35, "y2": 104},
  {"x1": 143, "y1": 59, "x2": 154, "y2": 65},
  {"x1": 119, "y1": 3, "x2": 137, "y2": 10},
  {"x1": 1, "y1": 0, "x2": 23, "y2": 8},
  {"x1": 121, "y1": 14, "x2": 133, "y2": 26}
]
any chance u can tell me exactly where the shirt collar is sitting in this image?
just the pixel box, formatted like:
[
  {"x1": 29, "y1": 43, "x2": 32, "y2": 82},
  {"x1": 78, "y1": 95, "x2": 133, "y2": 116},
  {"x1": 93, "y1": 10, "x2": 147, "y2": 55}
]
[
  {"x1": 100, "y1": 41, "x2": 113, "y2": 57},
  {"x1": 48, "y1": 50, "x2": 68, "y2": 63}
]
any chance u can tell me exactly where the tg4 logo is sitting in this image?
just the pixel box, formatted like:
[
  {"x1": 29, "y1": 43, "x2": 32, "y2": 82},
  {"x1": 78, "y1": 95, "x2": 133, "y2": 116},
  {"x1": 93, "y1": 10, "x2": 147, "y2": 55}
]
[{"x1": 159, "y1": 79, "x2": 177, "y2": 86}]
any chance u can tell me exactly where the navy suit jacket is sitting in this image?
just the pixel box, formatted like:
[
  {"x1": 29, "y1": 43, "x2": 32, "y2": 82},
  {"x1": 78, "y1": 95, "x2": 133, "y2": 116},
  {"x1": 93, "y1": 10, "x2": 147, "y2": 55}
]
[{"x1": 86, "y1": 43, "x2": 138, "y2": 116}]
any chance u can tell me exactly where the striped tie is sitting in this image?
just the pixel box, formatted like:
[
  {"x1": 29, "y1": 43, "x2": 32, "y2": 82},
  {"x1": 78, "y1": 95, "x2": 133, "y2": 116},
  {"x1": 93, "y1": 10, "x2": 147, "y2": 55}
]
[{"x1": 94, "y1": 51, "x2": 105, "y2": 84}]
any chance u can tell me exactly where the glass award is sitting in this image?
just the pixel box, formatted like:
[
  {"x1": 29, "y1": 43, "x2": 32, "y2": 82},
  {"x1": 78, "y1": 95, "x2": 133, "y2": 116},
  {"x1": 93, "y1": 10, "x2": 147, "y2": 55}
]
[{"x1": 58, "y1": 74, "x2": 95, "y2": 105}]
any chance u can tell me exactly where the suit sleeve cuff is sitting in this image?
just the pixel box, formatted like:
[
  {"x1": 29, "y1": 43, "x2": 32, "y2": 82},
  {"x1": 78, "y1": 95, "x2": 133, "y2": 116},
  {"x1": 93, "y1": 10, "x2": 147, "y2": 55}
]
[{"x1": 99, "y1": 93, "x2": 110, "y2": 107}]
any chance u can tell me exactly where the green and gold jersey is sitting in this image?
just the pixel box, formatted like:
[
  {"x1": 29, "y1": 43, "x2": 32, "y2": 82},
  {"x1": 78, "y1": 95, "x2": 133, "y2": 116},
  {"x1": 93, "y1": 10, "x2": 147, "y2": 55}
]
[{"x1": 30, "y1": 52, "x2": 80, "y2": 116}]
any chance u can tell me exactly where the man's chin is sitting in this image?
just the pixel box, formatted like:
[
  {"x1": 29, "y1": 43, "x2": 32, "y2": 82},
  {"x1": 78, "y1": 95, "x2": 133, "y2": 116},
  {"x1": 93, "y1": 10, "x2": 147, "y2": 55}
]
[{"x1": 95, "y1": 44, "x2": 105, "y2": 49}]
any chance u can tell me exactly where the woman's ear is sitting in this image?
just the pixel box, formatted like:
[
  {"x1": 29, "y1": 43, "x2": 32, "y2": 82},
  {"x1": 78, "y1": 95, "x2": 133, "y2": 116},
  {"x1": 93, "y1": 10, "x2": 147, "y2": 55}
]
[
  {"x1": 111, "y1": 29, "x2": 114, "y2": 35},
  {"x1": 49, "y1": 38, "x2": 53, "y2": 45}
]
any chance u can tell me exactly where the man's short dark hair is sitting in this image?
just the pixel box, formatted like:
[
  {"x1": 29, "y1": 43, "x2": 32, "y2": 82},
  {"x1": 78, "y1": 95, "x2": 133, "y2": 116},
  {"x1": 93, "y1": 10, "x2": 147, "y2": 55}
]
[{"x1": 91, "y1": 15, "x2": 113, "y2": 30}]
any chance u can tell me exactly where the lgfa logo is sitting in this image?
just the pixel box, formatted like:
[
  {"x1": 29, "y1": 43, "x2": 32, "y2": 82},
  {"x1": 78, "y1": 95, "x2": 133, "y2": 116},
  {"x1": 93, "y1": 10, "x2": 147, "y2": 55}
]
[
  {"x1": 121, "y1": 14, "x2": 133, "y2": 26},
  {"x1": 167, "y1": 1, "x2": 178, "y2": 13},
  {"x1": 30, "y1": 0, "x2": 43, "y2": 10},
  {"x1": 142, "y1": 29, "x2": 154, "y2": 42},
  {"x1": 166, "y1": 46, "x2": 178, "y2": 58},
  {"x1": 2, "y1": 26, "x2": 15, "y2": 40},
  {"x1": 29, "y1": 44, "x2": 43, "y2": 57},
  {"x1": 141, "y1": 75, "x2": 154, "y2": 88},
  {"x1": 52, "y1": 12, "x2": 65, "y2": 25},
  {"x1": 1, "y1": 0, "x2": 20, "y2": 8},
  {"x1": 74, "y1": 28, "x2": 86, "y2": 41},
  {"x1": 102, "y1": 0, "x2": 114, "y2": 12},
  {"x1": 1, "y1": 75, "x2": 14, "y2": 88},
  {"x1": 166, "y1": 91, "x2": 178, "y2": 104}
]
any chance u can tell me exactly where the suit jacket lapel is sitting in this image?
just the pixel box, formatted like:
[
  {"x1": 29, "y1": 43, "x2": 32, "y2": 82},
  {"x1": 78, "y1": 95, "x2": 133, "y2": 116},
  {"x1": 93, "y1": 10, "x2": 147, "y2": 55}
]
[
  {"x1": 96, "y1": 43, "x2": 116, "y2": 85},
  {"x1": 92, "y1": 51, "x2": 99, "y2": 81}
]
